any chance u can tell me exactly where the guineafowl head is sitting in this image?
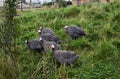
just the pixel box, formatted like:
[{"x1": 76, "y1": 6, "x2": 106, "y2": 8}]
[
  {"x1": 64, "y1": 26, "x2": 68, "y2": 29},
  {"x1": 39, "y1": 37, "x2": 44, "y2": 45},
  {"x1": 39, "y1": 37, "x2": 43, "y2": 42},
  {"x1": 51, "y1": 44, "x2": 55, "y2": 51},
  {"x1": 25, "y1": 40, "x2": 29, "y2": 44},
  {"x1": 38, "y1": 29, "x2": 41, "y2": 34},
  {"x1": 39, "y1": 27, "x2": 43, "y2": 30},
  {"x1": 51, "y1": 44, "x2": 55, "y2": 48}
]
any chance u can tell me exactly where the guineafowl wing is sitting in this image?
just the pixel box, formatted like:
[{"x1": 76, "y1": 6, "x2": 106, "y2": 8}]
[
  {"x1": 53, "y1": 36, "x2": 62, "y2": 44},
  {"x1": 62, "y1": 51, "x2": 79, "y2": 65},
  {"x1": 73, "y1": 26, "x2": 85, "y2": 36},
  {"x1": 42, "y1": 28, "x2": 55, "y2": 35},
  {"x1": 54, "y1": 50, "x2": 79, "y2": 65},
  {"x1": 41, "y1": 33, "x2": 54, "y2": 42}
]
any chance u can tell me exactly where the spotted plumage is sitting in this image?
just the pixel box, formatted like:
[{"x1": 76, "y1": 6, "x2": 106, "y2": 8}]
[
  {"x1": 25, "y1": 39, "x2": 43, "y2": 52},
  {"x1": 38, "y1": 27, "x2": 55, "y2": 36},
  {"x1": 40, "y1": 33, "x2": 62, "y2": 44},
  {"x1": 39, "y1": 38, "x2": 61, "y2": 54},
  {"x1": 64, "y1": 25, "x2": 86, "y2": 39},
  {"x1": 51, "y1": 44, "x2": 79, "y2": 65}
]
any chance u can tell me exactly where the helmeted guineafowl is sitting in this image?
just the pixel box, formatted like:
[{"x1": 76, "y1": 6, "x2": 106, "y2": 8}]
[
  {"x1": 25, "y1": 39, "x2": 43, "y2": 52},
  {"x1": 39, "y1": 38, "x2": 61, "y2": 54},
  {"x1": 51, "y1": 44, "x2": 79, "y2": 65},
  {"x1": 64, "y1": 25, "x2": 86, "y2": 39},
  {"x1": 40, "y1": 33, "x2": 62, "y2": 44},
  {"x1": 38, "y1": 27, "x2": 55, "y2": 36}
]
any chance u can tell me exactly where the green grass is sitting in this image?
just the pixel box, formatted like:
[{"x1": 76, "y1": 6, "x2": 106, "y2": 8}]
[{"x1": 0, "y1": 2, "x2": 120, "y2": 79}]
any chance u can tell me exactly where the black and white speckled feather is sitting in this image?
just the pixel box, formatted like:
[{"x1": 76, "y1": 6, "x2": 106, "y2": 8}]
[
  {"x1": 51, "y1": 45, "x2": 79, "y2": 65},
  {"x1": 25, "y1": 39, "x2": 43, "y2": 52},
  {"x1": 65, "y1": 25, "x2": 86, "y2": 39},
  {"x1": 38, "y1": 27, "x2": 55, "y2": 36}
]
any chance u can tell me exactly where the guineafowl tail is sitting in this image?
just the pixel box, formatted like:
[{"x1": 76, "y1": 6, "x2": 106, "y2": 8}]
[{"x1": 68, "y1": 55, "x2": 79, "y2": 65}]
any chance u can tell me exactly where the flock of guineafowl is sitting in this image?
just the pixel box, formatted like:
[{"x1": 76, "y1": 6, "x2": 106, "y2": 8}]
[{"x1": 25, "y1": 25, "x2": 86, "y2": 66}]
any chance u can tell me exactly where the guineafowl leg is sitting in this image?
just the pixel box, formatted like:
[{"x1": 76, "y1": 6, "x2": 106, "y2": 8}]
[
  {"x1": 56, "y1": 62, "x2": 61, "y2": 68},
  {"x1": 58, "y1": 65, "x2": 67, "y2": 79}
]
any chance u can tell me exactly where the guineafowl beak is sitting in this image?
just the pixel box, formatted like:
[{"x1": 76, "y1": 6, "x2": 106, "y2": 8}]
[{"x1": 64, "y1": 26, "x2": 68, "y2": 29}]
